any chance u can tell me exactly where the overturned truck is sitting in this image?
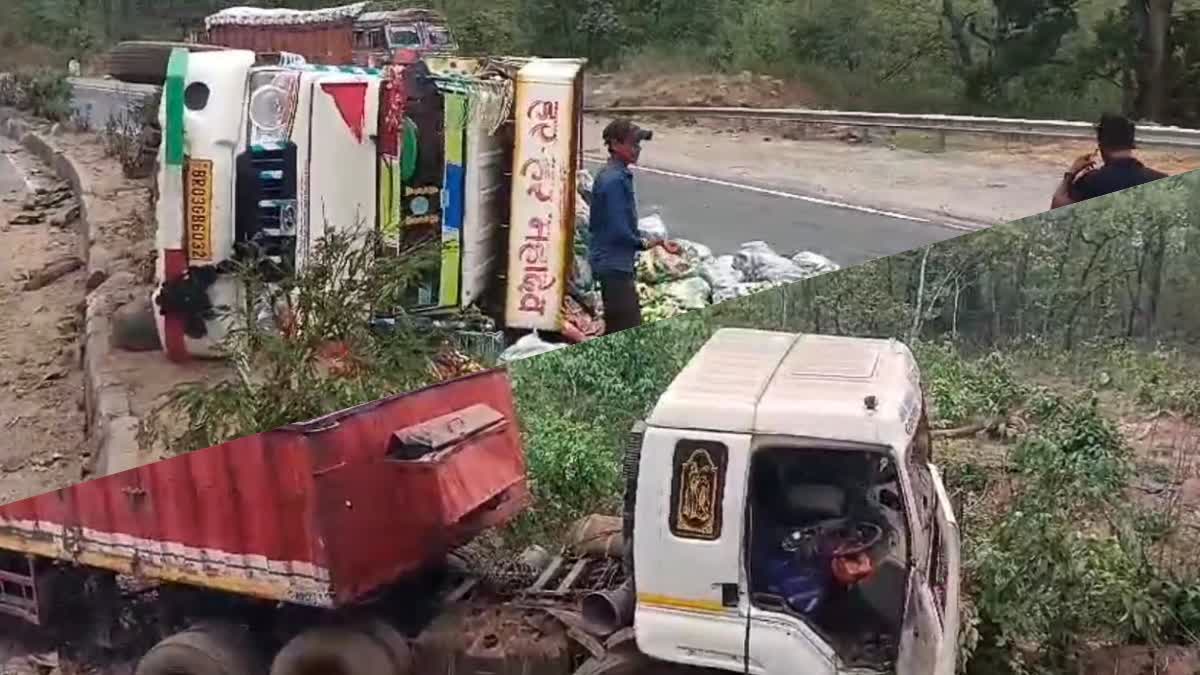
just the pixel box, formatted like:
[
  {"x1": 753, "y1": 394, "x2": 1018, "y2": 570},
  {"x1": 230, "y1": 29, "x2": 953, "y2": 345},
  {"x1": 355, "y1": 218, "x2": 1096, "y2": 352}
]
[
  {"x1": 0, "y1": 330, "x2": 960, "y2": 675},
  {"x1": 153, "y1": 46, "x2": 591, "y2": 362}
]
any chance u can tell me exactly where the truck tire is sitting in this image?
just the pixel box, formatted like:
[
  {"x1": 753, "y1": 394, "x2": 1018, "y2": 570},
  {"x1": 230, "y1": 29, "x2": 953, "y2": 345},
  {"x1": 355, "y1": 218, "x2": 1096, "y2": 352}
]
[
  {"x1": 136, "y1": 624, "x2": 266, "y2": 675},
  {"x1": 270, "y1": 624, "x2": 407, "y2": 675},
  {"x1": 107, "y1": 41, "x2": 223, "y2": 86}
]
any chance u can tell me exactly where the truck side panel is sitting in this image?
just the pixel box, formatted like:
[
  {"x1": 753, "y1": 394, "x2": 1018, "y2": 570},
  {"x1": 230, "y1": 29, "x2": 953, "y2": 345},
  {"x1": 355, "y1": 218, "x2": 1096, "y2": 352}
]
[
  {"x1": 207, "y1": 24, "x2": 355, "y2": 65},
  {"x1": 0, "y1": 369, "x2": 526, "y2": 609}
]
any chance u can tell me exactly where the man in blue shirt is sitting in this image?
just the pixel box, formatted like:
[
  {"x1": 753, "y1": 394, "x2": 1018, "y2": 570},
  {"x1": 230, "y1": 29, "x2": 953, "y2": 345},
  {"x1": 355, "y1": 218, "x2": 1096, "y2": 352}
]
[
  {"x1": 1051, "y1": 114, "x2": 1167, "y2": 210},
  {"x1": 589, "y1": 118, "x2": 661, "y2": 335}
]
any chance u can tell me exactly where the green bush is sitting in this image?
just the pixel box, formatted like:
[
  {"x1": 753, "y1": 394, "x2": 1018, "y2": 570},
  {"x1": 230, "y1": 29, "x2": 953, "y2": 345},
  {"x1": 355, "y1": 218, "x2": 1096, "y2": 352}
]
[
  {"x1": 149, "y1": 230, "x2": 444, "y2": 453},
  {"x1": 0, "y1": 70, "x2": 73, "y2": 121},
  {"x1": 916, "y1": 342, "x2": 1029, "y2": 428}
]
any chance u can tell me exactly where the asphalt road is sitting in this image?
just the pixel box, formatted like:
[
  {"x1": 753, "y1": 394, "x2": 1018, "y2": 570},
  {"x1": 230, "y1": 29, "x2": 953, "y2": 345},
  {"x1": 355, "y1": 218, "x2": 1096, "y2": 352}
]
[
  {"x1": 595, "y1": 160, "x2": 970, "y2": 265},
  {"x1": 69, "y1": 79, "x2": 971, "y2": 266}
]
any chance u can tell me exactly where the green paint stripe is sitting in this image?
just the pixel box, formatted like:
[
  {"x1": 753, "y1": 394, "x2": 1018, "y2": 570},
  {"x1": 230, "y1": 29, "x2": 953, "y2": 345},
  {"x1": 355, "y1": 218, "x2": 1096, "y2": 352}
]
[
  {"x1": 439, "y1": 238, "x2": 460, "y2": 307},
  {"x1": 164, "y1": 48, "x2": 189, "y2": 167},
  {"x1": 444, "y1": 94, "x2": 464, "y2": 164}
]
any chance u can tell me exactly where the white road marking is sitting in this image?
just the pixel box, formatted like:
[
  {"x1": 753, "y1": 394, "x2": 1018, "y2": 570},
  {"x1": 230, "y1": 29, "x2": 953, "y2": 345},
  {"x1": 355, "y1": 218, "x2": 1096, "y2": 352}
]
[{"x1": 583, "y1": 154, "x2": 984, "y2": 231}]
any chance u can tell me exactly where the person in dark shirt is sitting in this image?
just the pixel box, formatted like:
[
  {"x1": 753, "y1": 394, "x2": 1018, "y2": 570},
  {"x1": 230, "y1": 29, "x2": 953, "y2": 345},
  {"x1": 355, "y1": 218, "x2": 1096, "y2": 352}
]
[
  {"x1": 1051, "y1": 113, "x2": 1168, "y2": 210},
  {"x1": 589, "y1": 118, "x2": 661, "y2": 335}
]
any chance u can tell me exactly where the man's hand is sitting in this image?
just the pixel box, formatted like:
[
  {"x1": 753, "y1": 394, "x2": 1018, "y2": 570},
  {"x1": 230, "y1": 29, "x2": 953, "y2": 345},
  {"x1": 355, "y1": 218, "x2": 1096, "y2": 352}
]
[{"x1": 1068, "y1": 153, "x2": 1097, "y2": 178}]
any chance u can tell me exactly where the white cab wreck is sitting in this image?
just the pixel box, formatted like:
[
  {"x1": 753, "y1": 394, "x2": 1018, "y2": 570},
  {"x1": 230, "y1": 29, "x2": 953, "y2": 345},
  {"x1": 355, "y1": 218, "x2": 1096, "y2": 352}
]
[{"x1": 632, "y1": 329, "x2": 960, "y2": 675}]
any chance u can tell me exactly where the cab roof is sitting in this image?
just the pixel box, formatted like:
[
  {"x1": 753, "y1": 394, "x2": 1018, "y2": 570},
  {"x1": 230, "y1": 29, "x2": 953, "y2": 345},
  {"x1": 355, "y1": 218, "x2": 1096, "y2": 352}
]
[{"x1": 647, "y1": 329, "x2": 924, "y2": 452}]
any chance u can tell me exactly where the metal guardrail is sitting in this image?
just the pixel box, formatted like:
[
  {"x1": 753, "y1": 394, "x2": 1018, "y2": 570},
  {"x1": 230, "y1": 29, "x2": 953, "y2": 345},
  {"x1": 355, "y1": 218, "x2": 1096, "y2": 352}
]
[
  {"x1": 63, "y1": 78, "x2": 1200, "y2": 150},
  {"x1": 585, "y1": 106, "x2": 1200, "y2": 149}
]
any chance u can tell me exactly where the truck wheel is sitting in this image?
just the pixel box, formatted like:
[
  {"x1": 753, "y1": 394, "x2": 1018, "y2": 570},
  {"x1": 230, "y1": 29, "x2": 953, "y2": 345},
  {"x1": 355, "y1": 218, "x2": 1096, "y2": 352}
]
[
  {"x1": 270, "y1": 624, "x2": 407, "y2": 675},
  {"x1": 136, "y1": 624, "x2": 266, "y2": 675},
  {"x1": 359, "y1": 619, "x2": 413, "y2": 674}
]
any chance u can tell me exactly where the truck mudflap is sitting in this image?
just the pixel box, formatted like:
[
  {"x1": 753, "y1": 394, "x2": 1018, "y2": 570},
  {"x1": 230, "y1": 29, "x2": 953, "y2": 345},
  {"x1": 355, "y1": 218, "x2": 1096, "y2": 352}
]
[{"x1": 0, "y1": 369, "x2": 528, "y2": 611}]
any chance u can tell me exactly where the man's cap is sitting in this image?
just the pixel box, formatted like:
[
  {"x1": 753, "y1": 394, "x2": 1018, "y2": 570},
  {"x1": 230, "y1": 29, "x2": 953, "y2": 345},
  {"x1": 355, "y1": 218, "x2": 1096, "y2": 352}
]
[{"x1": 603, "y1": 118, "x2": 653, "y2": 145}]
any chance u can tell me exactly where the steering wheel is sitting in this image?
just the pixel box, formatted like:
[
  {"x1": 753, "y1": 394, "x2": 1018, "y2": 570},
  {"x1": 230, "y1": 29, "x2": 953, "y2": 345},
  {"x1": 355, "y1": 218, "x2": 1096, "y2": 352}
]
[{"x1": 831, "y1": 522, "x2": 884, "y2": 558}]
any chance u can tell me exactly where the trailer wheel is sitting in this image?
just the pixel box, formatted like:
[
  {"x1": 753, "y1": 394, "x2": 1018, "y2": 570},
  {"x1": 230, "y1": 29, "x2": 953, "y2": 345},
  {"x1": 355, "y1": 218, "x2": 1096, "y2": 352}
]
[
  {"x1": 270, "y1": 624, "x2": 406, "y2": 675},
  {"x1": 136, "y1": 624, "x2": 265, "y2": 675}
]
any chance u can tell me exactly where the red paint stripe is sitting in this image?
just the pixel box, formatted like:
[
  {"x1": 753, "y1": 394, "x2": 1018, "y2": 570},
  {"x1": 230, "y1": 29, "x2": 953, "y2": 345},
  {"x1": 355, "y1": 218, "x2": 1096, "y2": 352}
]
[{"x1": 162, "y1": 249, "x2": 189, "y2": 363}]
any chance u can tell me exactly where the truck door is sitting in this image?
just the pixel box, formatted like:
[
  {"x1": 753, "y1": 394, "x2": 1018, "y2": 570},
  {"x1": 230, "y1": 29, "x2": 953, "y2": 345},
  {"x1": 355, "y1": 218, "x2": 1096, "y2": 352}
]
[
  {"x1": 633, "y1": 427, "x2": 755, "y2": 672},
  {"x1": 897, "y1": 464, "x2": 960, "y2": 675},
  {"x1": 929, "y1": 465, "x2": 961, "y2": 675}
]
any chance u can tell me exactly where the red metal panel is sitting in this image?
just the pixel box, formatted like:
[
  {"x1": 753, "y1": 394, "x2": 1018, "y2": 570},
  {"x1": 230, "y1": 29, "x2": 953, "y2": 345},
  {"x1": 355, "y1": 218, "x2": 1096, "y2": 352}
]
[
  {"x1": 207, "y1": 24, "x2": 354, "y2": 65},
  {"x1": 0, "y1": 369, "x2": 527, "y2": 609}
]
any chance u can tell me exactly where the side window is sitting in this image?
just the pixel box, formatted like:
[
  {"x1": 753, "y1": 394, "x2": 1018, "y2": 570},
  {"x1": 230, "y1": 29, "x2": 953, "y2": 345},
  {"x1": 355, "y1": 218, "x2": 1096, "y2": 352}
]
[{"x1": 668, "y1": 440, "x2": 729, "y2": 541}]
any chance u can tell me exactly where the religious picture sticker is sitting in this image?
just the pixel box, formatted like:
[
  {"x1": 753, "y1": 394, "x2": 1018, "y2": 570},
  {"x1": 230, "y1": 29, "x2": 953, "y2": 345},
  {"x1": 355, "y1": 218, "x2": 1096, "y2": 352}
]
[{"x1": 669, "y1": 440, "x2": 729, "y2": 541}]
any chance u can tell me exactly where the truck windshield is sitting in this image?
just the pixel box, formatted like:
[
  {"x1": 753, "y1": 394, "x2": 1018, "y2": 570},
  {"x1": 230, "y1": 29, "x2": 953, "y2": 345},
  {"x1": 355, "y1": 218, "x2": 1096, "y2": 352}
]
[
  {"x1": 746, "y1": 445, "x2": 909, "y2": 669},
  {"x1": 387, "y1": 25, "x2": 421, "y2": 48},
  {"x1": 426, "y1": 26, "x2": 453, "y2": 47}
]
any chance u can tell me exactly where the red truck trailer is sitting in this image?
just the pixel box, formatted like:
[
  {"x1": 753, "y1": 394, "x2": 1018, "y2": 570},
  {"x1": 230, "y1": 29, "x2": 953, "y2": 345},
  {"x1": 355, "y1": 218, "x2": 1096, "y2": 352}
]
[
  {"x1": 0, "y1": 368, "x2": 527, "y2": 616},
  {"x1": 0, "y1": 369, "x2": 545, "y2": 675}
]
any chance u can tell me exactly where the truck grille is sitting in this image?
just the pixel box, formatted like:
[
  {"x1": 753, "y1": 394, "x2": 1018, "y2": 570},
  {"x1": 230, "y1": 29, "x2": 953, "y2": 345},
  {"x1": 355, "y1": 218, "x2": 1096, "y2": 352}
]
[{"x1": 236, "y1": 142, "x2": 299, "y2": 266}]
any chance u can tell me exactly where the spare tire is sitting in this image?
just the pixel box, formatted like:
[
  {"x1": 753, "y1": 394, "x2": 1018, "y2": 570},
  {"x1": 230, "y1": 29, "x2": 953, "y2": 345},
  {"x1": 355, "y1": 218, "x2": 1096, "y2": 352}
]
[
  {"x1": 136, "y1": 624, "x2": 266, "y2": 675},
  {"x1": 106, "y1": 41, "x2": 225, "y2": 86},
  {"x1": 270, "y1": 624, "x2": 406, "y2": 675}
]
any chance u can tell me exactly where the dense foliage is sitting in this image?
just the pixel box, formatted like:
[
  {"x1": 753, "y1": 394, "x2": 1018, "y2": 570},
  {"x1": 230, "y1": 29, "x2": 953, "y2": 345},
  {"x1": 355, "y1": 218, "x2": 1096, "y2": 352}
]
[{"x1": 1, "y1": 0, "x2": 1198, "y2": 121}]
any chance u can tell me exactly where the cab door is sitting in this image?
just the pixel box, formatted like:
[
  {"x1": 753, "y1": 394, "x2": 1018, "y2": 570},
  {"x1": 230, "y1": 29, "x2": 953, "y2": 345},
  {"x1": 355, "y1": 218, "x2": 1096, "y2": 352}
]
[
  {"x1": 897, "y1": 464, "x2": 960, "y2": 675},
  {"x1": 929, "y1": 465, "x2": 961, "y2": 674}
]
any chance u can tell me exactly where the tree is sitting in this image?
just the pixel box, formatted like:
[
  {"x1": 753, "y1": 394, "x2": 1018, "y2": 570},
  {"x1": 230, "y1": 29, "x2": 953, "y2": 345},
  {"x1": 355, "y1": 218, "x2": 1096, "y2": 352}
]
[{"x1": 941, "y1": 0, "x2": 1080, "y2": 104}]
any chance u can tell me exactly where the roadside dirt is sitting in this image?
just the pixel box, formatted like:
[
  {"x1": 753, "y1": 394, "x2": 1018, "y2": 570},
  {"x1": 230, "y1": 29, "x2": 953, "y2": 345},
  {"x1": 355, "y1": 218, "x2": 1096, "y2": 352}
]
[
  {"x1": 588, "y1": 71, "x2": 821, "y2": 109},
  {"x1": 586, "y1": 71, "x2": 1200, "y2": 226},
  {"x1": 0, "y1": 137, "x2": 87, "y2": 503},
  {"x1": 58, "y1": 132, "x2": 229, "y2": 458},
  {"x1": 0, "y1": 119, "x2": 230, "y2": 505}
]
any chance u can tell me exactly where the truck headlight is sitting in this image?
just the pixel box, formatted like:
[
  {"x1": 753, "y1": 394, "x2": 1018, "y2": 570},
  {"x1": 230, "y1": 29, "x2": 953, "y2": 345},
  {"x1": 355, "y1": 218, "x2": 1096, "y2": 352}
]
[{"x1": 247, "y1": 70, "x2": 300, "y2": 147}]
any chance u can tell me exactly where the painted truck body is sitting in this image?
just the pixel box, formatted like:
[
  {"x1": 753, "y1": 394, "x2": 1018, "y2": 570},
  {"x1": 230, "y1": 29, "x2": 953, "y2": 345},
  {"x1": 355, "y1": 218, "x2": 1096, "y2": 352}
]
[
  {"x1": 152, "y1": 47, "x2": 583, "y2": 361},
  {"x1": 0, "y1": 368, "x2": 528, "y2": 614}
]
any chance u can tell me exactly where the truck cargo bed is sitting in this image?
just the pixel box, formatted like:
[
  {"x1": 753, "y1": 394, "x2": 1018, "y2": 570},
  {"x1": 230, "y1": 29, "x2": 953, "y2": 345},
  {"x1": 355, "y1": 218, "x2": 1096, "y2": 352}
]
[{"x1": 0, "y1": 369, "x2": 529, "y2": 609}]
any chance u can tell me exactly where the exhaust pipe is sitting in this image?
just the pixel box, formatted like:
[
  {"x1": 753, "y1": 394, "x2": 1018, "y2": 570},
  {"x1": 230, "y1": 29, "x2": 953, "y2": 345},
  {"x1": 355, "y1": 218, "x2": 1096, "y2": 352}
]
[{"x1": 581, "y1": 579, "x2": 635, "y2": 636}]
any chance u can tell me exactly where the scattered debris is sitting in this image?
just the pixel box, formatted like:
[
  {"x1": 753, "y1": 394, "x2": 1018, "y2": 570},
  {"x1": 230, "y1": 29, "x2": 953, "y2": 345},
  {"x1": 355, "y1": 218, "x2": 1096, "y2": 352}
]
[
  {"x1": 9, "y1": 212, "x2": 44, "y2": 226},
  {"x1": 21, "y1": 256, "x2": 84, "y2": 291},
  {"x1": 49, "y1": 205, "x2": 80, "y2": 228},
  {"x1": 85, "y1": 269, "x2": 108, "y2": 291}
]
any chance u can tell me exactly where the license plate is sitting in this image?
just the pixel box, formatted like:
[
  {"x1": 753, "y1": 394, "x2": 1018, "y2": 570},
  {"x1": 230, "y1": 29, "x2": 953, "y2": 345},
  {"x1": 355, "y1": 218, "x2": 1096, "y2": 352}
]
[{"x1": 185, "y1": 159, "x2": 214, "y2": 262}]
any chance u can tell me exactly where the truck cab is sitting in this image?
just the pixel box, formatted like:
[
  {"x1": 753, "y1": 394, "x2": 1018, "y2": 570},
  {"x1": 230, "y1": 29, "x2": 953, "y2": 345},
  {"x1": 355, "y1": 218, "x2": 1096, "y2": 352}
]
[
  {"x1": 629, "y1": 329, "x2": 960, "y2": 675},
  {"x1": 352, "y1": 9, "x2": 458, "y2": 67}
]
